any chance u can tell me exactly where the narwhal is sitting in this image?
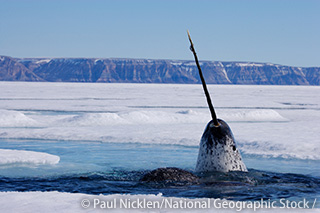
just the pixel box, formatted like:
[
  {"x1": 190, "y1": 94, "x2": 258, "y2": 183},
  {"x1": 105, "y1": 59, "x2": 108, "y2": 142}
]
[
  {"x1": 141, "y1": 31, "x2": 247, "y2": 183},
  {"x1": 187, "y1": 31, "x2": 247, "y2": 173}
]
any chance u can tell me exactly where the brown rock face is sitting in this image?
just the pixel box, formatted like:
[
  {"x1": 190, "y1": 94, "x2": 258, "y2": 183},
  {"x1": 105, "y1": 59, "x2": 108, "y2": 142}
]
[{"x1": 0, "y1": 56, "x2": 43, "y2": 81}]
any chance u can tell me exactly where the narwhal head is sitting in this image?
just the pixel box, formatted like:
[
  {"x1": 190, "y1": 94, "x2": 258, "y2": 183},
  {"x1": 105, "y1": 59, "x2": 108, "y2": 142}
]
[
  {"x1": 195, "y1": 118, "x2": 247, "y2": 173},
  {"x1": 187, "y1": 30, "x2": 247, "y2": 173}
]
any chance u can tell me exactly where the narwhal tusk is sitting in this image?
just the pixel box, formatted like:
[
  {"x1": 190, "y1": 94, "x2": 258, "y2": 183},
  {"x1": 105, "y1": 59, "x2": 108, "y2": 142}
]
[{"x1": 187, "y1": 30, "x2": 219, "y2": 127}]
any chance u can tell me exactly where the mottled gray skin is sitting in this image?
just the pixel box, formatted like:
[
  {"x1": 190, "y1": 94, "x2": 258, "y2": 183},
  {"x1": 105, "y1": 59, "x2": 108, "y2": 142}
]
[
  {"x1": 141, "y1": 167, "x2": 199, "y2": 183},
  {"x1": 195, "y1": 119, "x2": 247, "y2": 173},
  {"x1": 141, "y1": 119, "x2": 247, "y2": 182}
]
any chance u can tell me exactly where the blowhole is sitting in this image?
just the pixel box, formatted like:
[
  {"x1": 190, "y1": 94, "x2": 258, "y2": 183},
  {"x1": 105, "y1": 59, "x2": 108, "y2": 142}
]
[{"x1": 210, "y1": 123, "x2": 220, "y2": 128}]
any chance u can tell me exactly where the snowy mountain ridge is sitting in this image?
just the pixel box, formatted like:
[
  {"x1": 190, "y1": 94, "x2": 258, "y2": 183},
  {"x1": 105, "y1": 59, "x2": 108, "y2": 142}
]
[{"x1": 0, "y1": 55, "x2": 319, "y2": 85}]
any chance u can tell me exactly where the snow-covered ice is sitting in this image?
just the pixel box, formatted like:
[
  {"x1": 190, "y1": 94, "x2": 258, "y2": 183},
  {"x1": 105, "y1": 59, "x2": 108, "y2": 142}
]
[
  {"x1": 35, "y1": 59, "x2": 51, "y2": 64},
  {"x1": 0, "y1": 149, "x2": 60, "y2": 165},
  {"x1": 0, "y1": 191, "x2": 319, "y2": 213},
  {"x1": 0, "y1": 82, "x2": 319, "y2": 160},
  {"x1": 0, "y1": 109, "x2": 38, "y2": 127},
  {"x1": 235, "y1": 62, "x2": 264, "y2": 67}
]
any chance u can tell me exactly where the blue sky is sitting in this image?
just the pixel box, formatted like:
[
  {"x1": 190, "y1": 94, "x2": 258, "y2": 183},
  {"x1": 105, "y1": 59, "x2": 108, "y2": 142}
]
[{"x1": 0, "y1": 0, "x2": 319, "y2": 67}]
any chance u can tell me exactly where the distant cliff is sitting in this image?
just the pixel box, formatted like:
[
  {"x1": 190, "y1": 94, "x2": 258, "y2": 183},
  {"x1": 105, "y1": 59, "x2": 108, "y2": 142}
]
[{"x1": 0, "y1": 55, "x2": 319, "y2": 85}]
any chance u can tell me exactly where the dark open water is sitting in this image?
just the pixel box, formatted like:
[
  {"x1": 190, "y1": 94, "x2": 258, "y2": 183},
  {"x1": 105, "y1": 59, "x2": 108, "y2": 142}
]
[{"x1": 0, "y1": 139, "x2": 319, "y2": 208}]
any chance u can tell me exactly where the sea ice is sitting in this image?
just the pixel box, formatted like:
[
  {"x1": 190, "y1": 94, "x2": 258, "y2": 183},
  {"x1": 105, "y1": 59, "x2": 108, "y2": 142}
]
[
  {"x1": 0, "y1": 149, "x2": 60, "y2": 165},
  {"x1": 0, "y1": 191, "x2": 318, "y2": 213},
  {"x1": 0, "y1": 82, "x2": 319, "y2": 160}
]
